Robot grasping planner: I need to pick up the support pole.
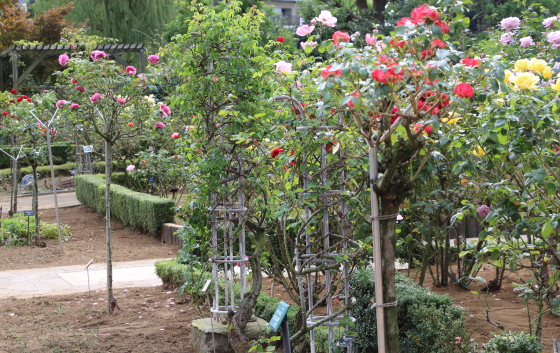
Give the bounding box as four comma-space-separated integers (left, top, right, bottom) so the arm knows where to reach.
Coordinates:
368, 142, 386, 353
11, 49, 18, 91
46, 123, 64, 254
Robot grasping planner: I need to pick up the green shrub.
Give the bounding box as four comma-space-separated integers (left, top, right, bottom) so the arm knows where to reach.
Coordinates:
0, 213, 72, 246
75, 175, 175, 235
314, 326, 345, 353
253, 292, 298, 335
350, 269, 470, 353
154, 259, 212, 297
483, 331, 544, 353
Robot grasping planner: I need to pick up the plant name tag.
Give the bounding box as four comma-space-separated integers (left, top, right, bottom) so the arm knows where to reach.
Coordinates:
268, 301, 290, 332
23, 210, 34, 216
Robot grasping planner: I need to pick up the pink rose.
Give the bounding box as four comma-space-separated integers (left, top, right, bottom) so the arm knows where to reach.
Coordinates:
519, 36, 533, 47
90, 93, 101, 103
70, 77, 78, 84
500, 33, 515, 46
125, 66, 137, 75
313, 10, 337, 27
365, 33, 376, 45
500, 17, 520, 31
160, 103, 171, 117
171, 133, 180, 139
547, 31, 560, 48
90, 50, 108, 61
332, 31, 350, 46
58, 53, 69, 66
542, 16, 558, 29
55, 100, 67, 108
126, 165, 135, 172
75, 85, 86, 93
477, 205, 490, 218
155, 121, 166, 129
147, 54, 160, 64
300, 41, 317, 50
296, 25, 315, 36
274, 60, 292, 73
69, 103, 80, 109
117, 98, 126, 105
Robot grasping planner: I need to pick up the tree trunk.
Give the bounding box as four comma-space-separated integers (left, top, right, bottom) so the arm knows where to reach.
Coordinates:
10, 135, 18, 215
355, 0, 368, 10
105, 138, 114, 314
32, 163, 39, 243
372, 0, 388, 25
379, 196, 400, 352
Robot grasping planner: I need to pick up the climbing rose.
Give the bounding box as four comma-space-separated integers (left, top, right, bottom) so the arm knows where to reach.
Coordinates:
125, 66, 136, 75
159, 103, 171, 116
313, 10, 337, 27
454, 83, 474, 98
274, 60, 292, 73
117, 98, 126, 105
500, 33, 515, 46
55, 100, 67, 108
477, 205, 490, 218
296, 25, 315, 36
171, 133, 180, 139
547, 31, 560, 48
430, 39, 446, 48
332, 31, 350, 46
276, 36, 285, 42
147, 54, 160, 64
321, 65, 342, 78
69, 103, 80, 109
89, 93, 101, 103
461, 58, 480, 67
126, 165, 135, 172
270, 148, 285, 158
90, 50, 108, 61
58, 53, 69, 66
519, 36, 534, 47
155, 121, 166, 129
501, 17, 520, 31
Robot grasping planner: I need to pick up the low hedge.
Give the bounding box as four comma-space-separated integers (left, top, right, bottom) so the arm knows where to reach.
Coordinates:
0, 144, 76, 168
75, 175, 175, 235
350, 269, 469, 353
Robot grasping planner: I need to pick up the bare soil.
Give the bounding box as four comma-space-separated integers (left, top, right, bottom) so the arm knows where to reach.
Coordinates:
0, 205, 558, 352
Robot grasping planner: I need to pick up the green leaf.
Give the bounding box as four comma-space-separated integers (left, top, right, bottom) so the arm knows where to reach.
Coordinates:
436, 49, 449, 59
542, 220, 553, 238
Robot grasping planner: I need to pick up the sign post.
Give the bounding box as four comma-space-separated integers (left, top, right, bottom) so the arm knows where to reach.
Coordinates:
84, 259, 94, 302
24, 210, 34, 245
269, 301, 291, 353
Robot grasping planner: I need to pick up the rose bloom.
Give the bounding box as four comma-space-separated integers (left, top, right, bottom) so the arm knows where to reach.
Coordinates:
90, 50, 108, 61
365, 33, 376, 45
509, 72, 539, 90
546, 31, 560, 48
171, 133, 180, 139
296, 25, 315, 36
90, 93, 101, 103
430, 39, 446, 48
75, 85, 86, 93
477, 205, 490, 218
160, 103, 171, 116
321, 65, 342, 78
551, 78, 560, 92
276, 36, 285, 42
55, 100, 67, 108
528, 58, 549, 74
128, 122, 134, 127
300, 41, 317, 50
125, 66, 137, 75
9, 89, 17, 94
500, 33, 515, 46
461, 58, 480, 67
58, 53, 69, 66
454, 83, 474, 98
396, 17, 415, 27
413, 123, 433, 134
371, 69, 389, 84
155, 121, 166, 129
434, 20, 450, 33
519, 36, 534, 47
274, 60, 292, 73
347, 93, 360, 108
542, 16, 558, 29
332, 31, 350, 46
500, 17, 520, 30
270, 148, 285, 158
69, 103, 80, 109
313, 10, 337, 27
2, 111, 10, 116
513, 58, 530, 72
117, 98, 126, 105
126, 165, 135, 172
147, 54, 160, 64
411, 5, 439, 23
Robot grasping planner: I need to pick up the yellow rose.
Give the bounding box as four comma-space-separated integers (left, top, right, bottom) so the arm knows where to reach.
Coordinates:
509, 72, 539, 90
473, 146, 485, 157
528, 58, 549, 74
504, 70, 513, 83
542, 67, 553, 79
551, 79, 560, 92
513, 59, 530, 72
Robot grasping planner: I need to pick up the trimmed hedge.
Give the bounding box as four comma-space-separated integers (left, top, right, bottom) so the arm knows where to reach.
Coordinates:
75, 175, 175, 235
0, 144, 76, 168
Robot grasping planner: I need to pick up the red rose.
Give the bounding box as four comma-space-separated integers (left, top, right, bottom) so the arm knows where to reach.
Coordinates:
321, 65, 342, 78
454, 83, 474, 98
389, 39, 406, 48
430, 39, 446, 48
396, 17, 416, 26
371, 70, 389, 84
16, 97, 23, 102
347, 93, 360, 107
461, 58, 480, 67
332, 31, 350, 46
9, 90, 17, 94
276, 36, 285, 43
421, 49, 434, 59
391, 107, 400, 124
425, 125, 433, 134
434, 20, 450, 33
2, 112, 9, 116
414, 123, 432, 134
411, 5, 439, 23
270, 148, 285, 158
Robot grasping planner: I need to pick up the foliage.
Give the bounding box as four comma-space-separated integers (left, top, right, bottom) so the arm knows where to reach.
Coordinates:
0, 144, 75, 168
0, 213, 72, 246
75, 175, 175, 234
253, 292, 298, 329
482, 331, 544, 353
349, 269, 471, 353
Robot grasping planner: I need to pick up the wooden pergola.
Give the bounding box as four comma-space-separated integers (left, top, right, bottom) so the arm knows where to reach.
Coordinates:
0, 43, 146, 91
